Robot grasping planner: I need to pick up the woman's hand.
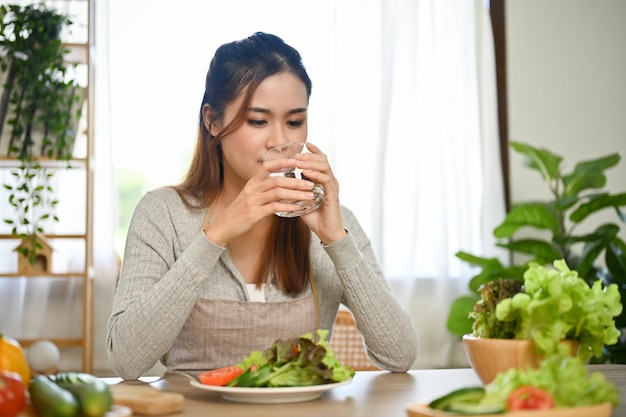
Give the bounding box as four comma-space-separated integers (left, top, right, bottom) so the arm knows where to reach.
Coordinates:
296, 142, 347, 245
202, 157, 317, 247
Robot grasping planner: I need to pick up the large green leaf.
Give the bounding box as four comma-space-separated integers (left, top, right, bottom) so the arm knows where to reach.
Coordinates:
573, 154, 620, 175
553, 195, 581, 211
556, 225, 619, 246
496, 239, 562, 262
576, 224, 620, 277
563, 154, 620, 197
494, 203, 559, 238
606, 239, 626, 329
468, 268, 502, 293
511, 141, 562, 182
618, 206, 626, 223
446, 295, 479, 336
454, 255, 508, 292
606, 238, 626, 286
563, 172, 606, 197
455, 252, 503, 269
454, 253, 526, 293
569, 193, 626, 223
468, 264, 527, 293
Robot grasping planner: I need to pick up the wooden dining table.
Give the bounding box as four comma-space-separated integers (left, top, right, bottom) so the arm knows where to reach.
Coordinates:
105, 364, 626, 417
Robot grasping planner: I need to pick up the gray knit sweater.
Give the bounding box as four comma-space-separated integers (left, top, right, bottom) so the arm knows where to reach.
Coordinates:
106, 187, 417, 379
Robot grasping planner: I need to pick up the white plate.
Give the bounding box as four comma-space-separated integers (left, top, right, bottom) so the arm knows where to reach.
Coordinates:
189, 378, 352, 404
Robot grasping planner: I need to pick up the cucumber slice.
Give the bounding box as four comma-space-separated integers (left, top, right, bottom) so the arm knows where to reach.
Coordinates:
428, 386, 504, 415
429, 386, 485, 410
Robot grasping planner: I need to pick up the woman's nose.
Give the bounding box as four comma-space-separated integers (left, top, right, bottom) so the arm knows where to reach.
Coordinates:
266, 125, 290, 148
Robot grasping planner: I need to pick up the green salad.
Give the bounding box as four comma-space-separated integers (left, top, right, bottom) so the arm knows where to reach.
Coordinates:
228, 330, 355, 387
482, 347, 619, 409
429, 348, 619, 413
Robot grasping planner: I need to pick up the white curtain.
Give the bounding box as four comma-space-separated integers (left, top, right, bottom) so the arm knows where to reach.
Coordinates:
1, 0, 505, 372
332, 0, 506, 367
91, 0, 117, 373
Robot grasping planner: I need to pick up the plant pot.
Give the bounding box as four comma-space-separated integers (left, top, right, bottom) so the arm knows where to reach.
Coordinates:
462, 334, 579, 384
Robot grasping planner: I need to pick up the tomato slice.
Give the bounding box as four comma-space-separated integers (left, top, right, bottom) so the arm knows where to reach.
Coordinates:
507, 386, 555, 410
198, 366, 244, 386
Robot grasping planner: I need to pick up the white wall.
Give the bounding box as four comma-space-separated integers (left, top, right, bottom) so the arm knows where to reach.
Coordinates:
506, 0, 626, 244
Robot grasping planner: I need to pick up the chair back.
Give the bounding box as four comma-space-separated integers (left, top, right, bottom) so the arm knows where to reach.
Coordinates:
329, 309, 381, 371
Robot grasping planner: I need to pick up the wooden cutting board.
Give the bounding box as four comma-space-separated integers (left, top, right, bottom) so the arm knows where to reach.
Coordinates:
110, 383, 185, 415
406, 402, 612, 417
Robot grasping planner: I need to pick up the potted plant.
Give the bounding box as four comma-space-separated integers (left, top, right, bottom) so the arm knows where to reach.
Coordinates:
462, 259, 622, 383
0, 3, 82, 266
447, 141, 626, 363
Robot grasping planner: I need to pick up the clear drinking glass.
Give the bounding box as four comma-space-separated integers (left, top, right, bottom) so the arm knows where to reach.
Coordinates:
262, 142, 325, 218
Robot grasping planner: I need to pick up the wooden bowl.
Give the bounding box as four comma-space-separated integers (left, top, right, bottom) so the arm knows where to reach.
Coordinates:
462, 334, 578, 384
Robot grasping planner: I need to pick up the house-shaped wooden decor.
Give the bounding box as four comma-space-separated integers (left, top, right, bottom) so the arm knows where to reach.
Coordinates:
14, 234, 54, 275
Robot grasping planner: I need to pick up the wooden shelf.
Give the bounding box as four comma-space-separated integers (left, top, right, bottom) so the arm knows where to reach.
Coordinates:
0, 0, 95, 374
0, 234, 87, 239
17, 338, 84, 349
0, 157, 87, 168
0, 273, 88, 279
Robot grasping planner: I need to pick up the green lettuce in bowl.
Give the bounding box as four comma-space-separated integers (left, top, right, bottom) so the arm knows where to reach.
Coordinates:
470, 259, 623, 361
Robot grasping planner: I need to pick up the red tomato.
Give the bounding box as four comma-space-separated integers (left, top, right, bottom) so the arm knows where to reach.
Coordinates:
508, 386, 555, 410
198, 366, 244, 386
0, 371, 26, 417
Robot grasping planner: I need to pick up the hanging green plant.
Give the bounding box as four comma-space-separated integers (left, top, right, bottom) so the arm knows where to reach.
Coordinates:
3, 160, 59, 265
0, 3, 82, 266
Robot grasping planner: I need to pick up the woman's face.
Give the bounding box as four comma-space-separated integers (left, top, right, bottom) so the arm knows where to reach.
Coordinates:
217, 72, 309, 187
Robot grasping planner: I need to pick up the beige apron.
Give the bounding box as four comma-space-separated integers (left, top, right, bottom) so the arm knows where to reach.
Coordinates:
164, 207, 320, 374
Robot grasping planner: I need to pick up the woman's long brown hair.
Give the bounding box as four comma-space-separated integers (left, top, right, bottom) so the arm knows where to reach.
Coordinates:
173, 33, 313, 294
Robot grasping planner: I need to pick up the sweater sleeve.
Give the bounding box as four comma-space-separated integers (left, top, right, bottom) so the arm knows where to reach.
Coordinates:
106, 190, 224, 380
323, 207, 418, 372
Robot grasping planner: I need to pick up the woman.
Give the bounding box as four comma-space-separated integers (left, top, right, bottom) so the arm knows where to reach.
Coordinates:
106, 32, 417, 380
